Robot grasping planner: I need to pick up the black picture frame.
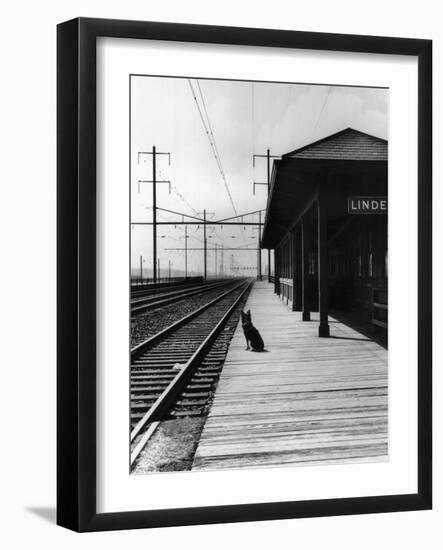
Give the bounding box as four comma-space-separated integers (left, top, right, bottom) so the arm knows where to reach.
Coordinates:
57, 17, 432, 532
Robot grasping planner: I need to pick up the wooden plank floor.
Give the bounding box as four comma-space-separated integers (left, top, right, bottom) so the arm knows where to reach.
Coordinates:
192, 281, 388, 471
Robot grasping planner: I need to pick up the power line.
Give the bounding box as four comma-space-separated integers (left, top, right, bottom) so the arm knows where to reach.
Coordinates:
188, 79, 238, 216
191, 79, 236, 213
192, 80, 247, 248
311, 87, 331, 139
170, 183, 199, 216
157, 167, 199, 216
196, 81, 224, 175
188, 80, 221, 171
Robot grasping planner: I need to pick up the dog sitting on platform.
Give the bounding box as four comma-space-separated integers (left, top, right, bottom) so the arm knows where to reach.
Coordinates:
241, 310, 265, 352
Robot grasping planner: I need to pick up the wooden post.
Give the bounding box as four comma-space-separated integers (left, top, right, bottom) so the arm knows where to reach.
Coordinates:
301, 219, 311, 321
317, 189, 330, 337
258, 210, 262, 281
267, 149, 271, 283
293, 225, 303, 311
274, 248, 278, 294
276, 247, 281, 295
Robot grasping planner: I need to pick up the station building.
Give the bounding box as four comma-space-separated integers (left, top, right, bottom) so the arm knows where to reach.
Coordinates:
261, 128, 388, 339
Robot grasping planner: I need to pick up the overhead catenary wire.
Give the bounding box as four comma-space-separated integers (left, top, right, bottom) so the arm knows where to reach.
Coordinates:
188, 79, 238, 216
196, 81, 225, 178
188, 79, 224, 176
136, 96, 265, 276
190, 79, 237, 214
170, 183, 199, 216
157, 167, 199, 216
310, 86, 332, 139
195, 80, 252, 249
141, 205, 262, 272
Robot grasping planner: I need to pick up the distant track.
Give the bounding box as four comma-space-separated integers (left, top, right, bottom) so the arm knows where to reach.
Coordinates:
130, 279, 236, 314
131, 279, 208, 298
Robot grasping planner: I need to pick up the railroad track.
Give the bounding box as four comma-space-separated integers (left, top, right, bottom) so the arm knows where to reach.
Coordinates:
130, 278, 253, 467
131, 279, 235, 314
131, 279, 209, 299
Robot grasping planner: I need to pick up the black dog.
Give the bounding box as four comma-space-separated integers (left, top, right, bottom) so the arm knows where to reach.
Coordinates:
241, 310, 265, 352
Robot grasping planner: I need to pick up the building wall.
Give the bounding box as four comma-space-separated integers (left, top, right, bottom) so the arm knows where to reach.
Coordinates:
276, 232, 294, 305
274, 212, 387, 332
329, 216, 388, 329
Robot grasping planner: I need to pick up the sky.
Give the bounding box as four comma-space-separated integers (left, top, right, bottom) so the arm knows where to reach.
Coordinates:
130, 76, 388, 277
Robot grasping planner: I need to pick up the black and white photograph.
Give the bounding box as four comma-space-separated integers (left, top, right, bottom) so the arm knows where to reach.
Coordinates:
1, 0, 437, 542
129, 76, 389, 474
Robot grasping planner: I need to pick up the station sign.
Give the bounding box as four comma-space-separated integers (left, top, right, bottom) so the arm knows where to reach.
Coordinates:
347, 196, 387, 214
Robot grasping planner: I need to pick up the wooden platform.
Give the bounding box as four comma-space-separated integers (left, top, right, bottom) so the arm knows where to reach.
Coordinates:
192, 281, 388, 471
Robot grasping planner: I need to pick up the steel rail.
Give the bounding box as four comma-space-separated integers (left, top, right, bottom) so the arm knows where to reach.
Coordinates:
130, 280, 252, 465
130, 279, 234, 314
131, 279, 227, 304
131, 279, 248, 359
131, 278, 217, 298
131, 277, 203, 292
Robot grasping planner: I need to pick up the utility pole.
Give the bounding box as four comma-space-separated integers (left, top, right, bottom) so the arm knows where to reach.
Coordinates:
185, 225, 188, 278
203, 210, 207, 280
133, 207, 262, 282
214, 243, 217, 278
139, 255, 143, 283
138, 147, 171, 282
253, 148, 280, 283
221, 244, 224, 277
152, 146, 157, 282
196, 209, 214, 281
168, 259, 171, 281
165, 245, 256, 280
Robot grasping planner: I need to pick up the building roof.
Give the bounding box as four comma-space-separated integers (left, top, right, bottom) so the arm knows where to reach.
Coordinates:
284, 128, 387, 162
261, 128, 388, 249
